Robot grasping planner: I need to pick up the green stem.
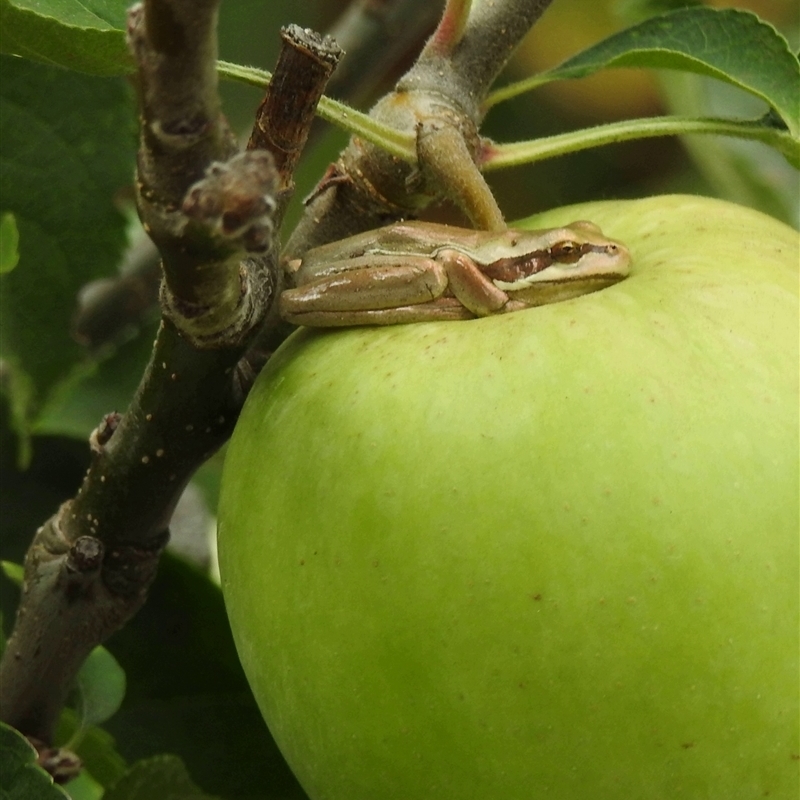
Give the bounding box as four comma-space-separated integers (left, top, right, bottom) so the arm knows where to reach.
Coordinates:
483, 74, 550, 109
217, 61, 416, 160
481, 116, 800, 170
219, 60, 799, 172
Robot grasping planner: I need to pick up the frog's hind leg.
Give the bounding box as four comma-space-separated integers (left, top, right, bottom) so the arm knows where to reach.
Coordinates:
281, 257, 447, 319
285, 298, 474, 327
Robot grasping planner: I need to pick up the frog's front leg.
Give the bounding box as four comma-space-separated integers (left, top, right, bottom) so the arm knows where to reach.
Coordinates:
280, 254, 451, 326
437, 248, 517, 317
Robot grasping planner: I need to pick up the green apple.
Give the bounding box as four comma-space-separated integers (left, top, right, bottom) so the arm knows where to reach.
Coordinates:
217, 195, 799, 799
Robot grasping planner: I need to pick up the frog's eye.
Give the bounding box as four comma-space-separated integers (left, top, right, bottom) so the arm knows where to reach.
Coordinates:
549, 241, 584, 264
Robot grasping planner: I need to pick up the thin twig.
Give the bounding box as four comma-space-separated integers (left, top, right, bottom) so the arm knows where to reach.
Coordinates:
248, 24, 343, 224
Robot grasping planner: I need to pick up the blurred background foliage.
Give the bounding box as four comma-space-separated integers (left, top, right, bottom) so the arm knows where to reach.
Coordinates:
0, 0, 797, 797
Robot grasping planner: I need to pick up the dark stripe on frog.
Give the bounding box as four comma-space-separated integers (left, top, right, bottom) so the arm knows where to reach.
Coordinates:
481, 243, 596, 282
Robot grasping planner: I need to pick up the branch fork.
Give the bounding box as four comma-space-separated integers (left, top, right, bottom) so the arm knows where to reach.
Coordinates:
285, 0, 556, 259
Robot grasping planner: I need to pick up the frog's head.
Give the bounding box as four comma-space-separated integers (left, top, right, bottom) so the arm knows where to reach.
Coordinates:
485, 221, 631, 306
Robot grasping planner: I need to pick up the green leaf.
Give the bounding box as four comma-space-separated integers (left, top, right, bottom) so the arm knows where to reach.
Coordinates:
489, 8, 800, 137
0, 212, 20, 273
107, 553, 246, 703
35, 321, 157, 440
0, 721, 70, 800
0, 0, 133, 76
102, 755, 220, 800
103, 552, 309, 798
658, 69, 798, 225
1, 559, 23, 586
615, 0, 703, 22
75, 645, 127, 728
0, 56, 136, 446
55, 709, 127, 789
109, 694, 309, 800
59, 769, 103, 800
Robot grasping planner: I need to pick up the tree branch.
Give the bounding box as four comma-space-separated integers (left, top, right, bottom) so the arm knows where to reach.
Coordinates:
248, 24, 342, 224
324, 0, 443, 107
401, 0, 553, 118
68, 3, 438, 353
284, 0, 555, 258
0, 0, 338, 746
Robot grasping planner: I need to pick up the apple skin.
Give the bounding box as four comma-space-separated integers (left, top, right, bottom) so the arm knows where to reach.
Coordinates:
217, 195, 799, 799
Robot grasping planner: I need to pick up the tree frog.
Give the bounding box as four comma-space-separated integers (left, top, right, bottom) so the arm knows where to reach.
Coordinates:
280, 220, 630, 326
